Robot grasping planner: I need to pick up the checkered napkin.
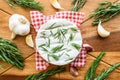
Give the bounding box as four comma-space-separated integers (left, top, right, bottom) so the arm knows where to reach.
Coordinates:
30, 11, 92, 70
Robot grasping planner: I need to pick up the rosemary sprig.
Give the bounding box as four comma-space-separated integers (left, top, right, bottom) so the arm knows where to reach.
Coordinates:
90, 1, 120, 25
94, 63, 120, 80
84, 51, 105, 80
0, 37, 24, 69
71, 43, 81, 51
26, 67, 66, 80
71, 0, 87, 11
6, 0, 44, 10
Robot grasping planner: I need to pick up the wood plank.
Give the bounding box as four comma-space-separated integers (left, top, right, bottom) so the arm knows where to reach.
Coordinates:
59, 53, 120, 80
90, 52, 120, 69
0, 54, 60, 80
81, 13, 120, 51
0, 0, 116, 20
0, 0, 120, 80
80, 0, 116, 20
0, 10, 35, 74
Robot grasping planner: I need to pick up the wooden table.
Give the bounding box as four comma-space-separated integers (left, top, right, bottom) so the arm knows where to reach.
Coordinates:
0, 0, 120, 80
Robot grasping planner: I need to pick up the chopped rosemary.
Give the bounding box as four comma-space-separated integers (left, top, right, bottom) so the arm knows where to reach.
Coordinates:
50, 30, 54, 36
40, 31, 47, 39
38, 44, 46, 47
70, 27, 78, 32
65, 53, 70, 57
40, 46, 48, 52
6, 0, 44, 10
47, 54, 50, 62
46, 23, 56, 30
49, 54, 60, 61
71, 43, 81, 51
66, 49, 72, 52
46, 23, 72, 30
46, 38, 50, 47
69, 33, 74, 41
51, 45, 64, 53
65, 57, 74, 61
53, 28, 67, 43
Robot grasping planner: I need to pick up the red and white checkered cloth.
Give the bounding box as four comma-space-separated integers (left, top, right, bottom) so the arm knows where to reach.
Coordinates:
30, 11, 93, 70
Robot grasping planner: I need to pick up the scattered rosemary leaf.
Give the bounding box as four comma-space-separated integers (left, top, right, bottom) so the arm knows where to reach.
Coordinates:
84, 51, 106, 80
51, 45, 64, 53
94, 63, 120, 80
26, 67, 66, 80
6, 0, 44, 10
71, 43, 81, 51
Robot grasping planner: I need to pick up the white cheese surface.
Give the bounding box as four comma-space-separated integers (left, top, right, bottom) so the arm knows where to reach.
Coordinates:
36, 19, 82, 65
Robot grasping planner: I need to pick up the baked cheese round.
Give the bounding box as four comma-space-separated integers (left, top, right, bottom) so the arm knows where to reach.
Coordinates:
36, 19, 82, 65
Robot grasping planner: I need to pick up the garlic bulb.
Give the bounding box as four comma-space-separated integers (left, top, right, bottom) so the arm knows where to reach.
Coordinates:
9, 14, 30, 39
97, 21, 110, 38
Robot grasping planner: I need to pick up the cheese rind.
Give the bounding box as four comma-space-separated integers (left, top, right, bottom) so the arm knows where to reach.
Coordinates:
36, 19, 82, 65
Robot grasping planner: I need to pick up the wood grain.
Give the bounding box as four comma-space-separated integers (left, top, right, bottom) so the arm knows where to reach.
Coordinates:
0, 0, 120, 80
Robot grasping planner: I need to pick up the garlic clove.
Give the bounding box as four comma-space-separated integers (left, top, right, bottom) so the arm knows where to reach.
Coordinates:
25, 34, 34, 48
50, 0, 64, 10
11, 32, 16, 39
97, 21, 110, 38
69, 67, 79, 77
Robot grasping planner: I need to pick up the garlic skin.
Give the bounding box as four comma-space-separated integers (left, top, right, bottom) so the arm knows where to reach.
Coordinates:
9, 14, 30, 39
97, 21, 110, 38
50, 0, 64, 10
